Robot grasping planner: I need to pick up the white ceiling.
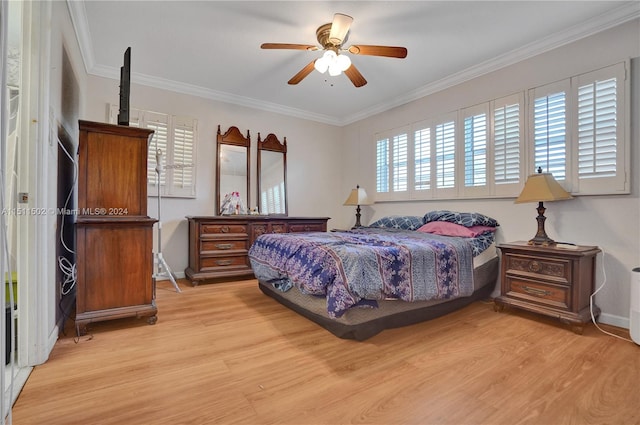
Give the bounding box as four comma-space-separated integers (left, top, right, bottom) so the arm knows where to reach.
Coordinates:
69, 1, 640, 126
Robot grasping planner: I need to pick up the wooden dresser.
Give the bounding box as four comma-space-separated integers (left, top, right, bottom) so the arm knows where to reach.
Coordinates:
185, 216, 329, 284
494, 241, 601, 334
75, 120, 157, 334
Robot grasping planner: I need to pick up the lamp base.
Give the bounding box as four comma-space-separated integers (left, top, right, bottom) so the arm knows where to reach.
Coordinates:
527, 235, 556, 246
527, 201, 556, 246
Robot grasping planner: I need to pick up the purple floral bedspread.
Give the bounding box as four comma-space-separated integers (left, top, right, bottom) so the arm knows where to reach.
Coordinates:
248, 228, 474, 318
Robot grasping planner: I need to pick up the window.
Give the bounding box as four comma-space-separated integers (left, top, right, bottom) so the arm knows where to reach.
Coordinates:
530, 81, 568, 181
376, 137, 389, 193
414, 127, 431, 191
461, 104, 490, 197
375, 129, 409, 200
109, 105, 197, 198
374, 61, 628, 201
435, 119, 455, 191
572, 63, 627, 194
492, 93, 524, 196
392, 133, 408, 192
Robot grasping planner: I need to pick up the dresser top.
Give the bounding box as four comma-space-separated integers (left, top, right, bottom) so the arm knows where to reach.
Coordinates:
186, 215, 330, 221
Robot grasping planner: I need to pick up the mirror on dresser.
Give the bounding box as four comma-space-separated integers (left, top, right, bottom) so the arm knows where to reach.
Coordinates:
216, 125, 250, 214
257, 132, 288, 215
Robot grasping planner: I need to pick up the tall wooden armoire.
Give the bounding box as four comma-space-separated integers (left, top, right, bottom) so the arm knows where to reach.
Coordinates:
75, 120, 157, 335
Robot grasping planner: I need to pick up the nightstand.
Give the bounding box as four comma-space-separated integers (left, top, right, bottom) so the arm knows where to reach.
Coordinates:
494, 241, 601, 334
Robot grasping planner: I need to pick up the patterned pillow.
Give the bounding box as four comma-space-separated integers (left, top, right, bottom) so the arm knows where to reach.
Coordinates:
423, 210, 499, 228
368, 215, 424, 230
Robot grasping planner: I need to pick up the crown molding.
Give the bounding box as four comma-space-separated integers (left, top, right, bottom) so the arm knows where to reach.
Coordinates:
341, 2, 640, 125
66, 0, 94, 74
68, 1, 639, 127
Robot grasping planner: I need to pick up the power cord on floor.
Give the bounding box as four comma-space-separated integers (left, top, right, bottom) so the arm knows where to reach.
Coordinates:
590, 248, 634, 343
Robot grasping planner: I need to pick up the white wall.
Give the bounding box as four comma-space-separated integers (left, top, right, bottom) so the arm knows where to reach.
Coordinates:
341, 19, 640, 327
83, 78, 343, 277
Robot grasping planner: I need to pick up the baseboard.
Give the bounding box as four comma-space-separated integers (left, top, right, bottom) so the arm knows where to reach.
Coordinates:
598, 312, 629, 329
155, 270, 186, 281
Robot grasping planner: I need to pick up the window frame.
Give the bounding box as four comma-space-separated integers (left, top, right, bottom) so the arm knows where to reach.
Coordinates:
373, 61, 629, 202
109, 104, 197, 198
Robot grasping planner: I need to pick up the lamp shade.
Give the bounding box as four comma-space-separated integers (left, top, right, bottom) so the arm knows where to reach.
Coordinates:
515, 172, 572, 204
344, 186, 372, 206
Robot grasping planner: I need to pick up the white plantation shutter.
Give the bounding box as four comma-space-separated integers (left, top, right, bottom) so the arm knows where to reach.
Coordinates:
170, 116, 197, 197
392, 133, 408, 192
493, 93, 524, 196
530, 80, 569, 182
376, 137, 389, 194
108, 104, 197, 198
414, 126, 431, 192
435, 118, 456, 194
461, 103, 489, 198
145, 111, 169, 188
573, 63, 627, 194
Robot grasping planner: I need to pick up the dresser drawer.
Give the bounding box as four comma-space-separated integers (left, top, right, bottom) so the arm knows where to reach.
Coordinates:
201, 239, 248, 253
289, 223, 326, 232
201, 223, 248, 235
505, 277, 569, 310
505, 254, 570, 285
200, 255, 250, 271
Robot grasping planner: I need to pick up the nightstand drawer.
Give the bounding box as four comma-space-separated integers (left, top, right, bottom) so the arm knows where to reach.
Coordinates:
505, 277, 569, 310
505, 254, 570, 285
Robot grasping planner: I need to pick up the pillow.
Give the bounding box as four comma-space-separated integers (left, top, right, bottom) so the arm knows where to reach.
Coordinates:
417, 222, 496, 238
368, 215, 424, 230
423, 210, 499, 228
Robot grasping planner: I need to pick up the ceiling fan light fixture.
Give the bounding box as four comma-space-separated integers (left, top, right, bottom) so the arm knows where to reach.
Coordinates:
336, 54, 351, 71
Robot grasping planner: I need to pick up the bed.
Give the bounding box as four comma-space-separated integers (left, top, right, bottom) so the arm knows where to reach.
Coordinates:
249, 210, 500, 340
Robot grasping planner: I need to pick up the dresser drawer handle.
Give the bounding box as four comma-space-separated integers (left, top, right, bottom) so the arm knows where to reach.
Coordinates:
215, 243, 233, 250
216, 259, 233, 266
528, 261, 542, 273
220, 226, 230, 233
522, 286, 551, 297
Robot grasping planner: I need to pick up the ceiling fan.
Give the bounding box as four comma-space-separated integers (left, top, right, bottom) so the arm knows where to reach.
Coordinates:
261, 13, 408, 88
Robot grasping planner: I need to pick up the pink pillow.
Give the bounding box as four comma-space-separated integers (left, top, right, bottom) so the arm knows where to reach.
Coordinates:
417, 222, 495, 237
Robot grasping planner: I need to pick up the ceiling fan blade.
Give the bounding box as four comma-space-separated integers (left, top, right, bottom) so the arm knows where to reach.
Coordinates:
348, 45, 408, 58
288, 61, 316, 85
344, 64, 367, 88
261, 43, 318, 51
329, 13, 353, 45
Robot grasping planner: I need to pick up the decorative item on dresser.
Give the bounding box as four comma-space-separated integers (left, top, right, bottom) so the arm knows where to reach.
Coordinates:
185, 216, 329, 285
494, 241, 601, 334
75, 120, 158, 335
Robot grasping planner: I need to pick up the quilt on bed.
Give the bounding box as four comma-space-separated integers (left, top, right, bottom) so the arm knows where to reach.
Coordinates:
248, 228, 475, 318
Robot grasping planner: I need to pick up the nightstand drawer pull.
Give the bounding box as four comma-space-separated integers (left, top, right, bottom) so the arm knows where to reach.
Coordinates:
215, 243, 233, 250
216, 259, 233, 266
528, 261, 542, 273
522, 286, 551, 297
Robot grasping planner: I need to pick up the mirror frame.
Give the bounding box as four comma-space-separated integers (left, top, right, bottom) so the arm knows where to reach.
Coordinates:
257, 132, 288, 216
216, 125, 250, 215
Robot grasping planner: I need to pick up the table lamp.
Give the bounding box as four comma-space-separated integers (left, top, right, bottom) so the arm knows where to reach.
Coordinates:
515, 167, 572, 246
344, 185, 372, 228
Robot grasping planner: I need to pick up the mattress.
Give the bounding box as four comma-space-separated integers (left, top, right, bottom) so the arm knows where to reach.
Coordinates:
258, 255, 499, 341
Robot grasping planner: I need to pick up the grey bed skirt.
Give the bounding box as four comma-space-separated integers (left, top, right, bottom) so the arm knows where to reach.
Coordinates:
257, 256, 499, 341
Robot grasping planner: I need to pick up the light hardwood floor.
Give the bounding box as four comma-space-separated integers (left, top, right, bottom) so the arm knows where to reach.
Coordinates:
10, 279, 640, 425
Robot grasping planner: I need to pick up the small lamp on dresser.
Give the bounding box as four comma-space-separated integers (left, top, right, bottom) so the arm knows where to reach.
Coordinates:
515, 167, 572, 246
344, 185, 372, 228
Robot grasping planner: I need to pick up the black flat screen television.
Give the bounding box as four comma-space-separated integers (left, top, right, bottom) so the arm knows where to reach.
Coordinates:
117, 47, 131, 126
